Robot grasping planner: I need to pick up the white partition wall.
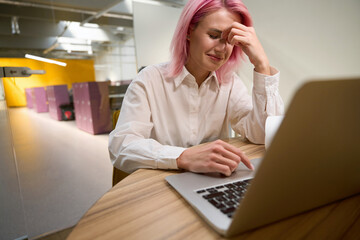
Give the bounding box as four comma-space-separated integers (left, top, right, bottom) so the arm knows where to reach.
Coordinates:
133, 1, 182, 69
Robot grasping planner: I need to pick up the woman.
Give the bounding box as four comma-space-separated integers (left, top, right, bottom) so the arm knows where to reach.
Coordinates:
109, 0, 284, 177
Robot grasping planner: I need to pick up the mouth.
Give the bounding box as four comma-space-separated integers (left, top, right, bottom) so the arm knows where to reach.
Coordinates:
207, 54, 224, 62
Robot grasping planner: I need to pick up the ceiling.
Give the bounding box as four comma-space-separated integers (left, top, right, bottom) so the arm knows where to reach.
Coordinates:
0, 0, 185, 59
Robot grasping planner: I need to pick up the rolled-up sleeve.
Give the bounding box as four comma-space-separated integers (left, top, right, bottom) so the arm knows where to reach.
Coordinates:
230, 67, 284, 144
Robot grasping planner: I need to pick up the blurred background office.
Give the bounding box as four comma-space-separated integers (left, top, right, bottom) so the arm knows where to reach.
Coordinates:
0, 0, 359, 239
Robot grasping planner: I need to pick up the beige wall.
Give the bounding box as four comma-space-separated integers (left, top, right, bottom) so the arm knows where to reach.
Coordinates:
241, 0, 360, 106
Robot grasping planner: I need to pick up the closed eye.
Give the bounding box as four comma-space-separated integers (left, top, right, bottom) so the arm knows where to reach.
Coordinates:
209, 33, 220, 39
208, 29, 222, 40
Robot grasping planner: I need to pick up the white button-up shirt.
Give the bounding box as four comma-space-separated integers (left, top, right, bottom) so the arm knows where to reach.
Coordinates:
109, 62, 284, 173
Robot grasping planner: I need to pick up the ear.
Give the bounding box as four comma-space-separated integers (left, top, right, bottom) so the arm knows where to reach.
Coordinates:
186, 27, 193, 40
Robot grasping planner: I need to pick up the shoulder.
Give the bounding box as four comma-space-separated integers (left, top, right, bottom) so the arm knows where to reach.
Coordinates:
128, 62, 170, 92
229, 72, 247, 87
219, 72, 238, 89
219, 72, 249, 95
136, 62, 169, 83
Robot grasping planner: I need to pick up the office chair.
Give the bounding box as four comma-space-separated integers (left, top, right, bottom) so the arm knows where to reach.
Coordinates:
112, 110, 129, 186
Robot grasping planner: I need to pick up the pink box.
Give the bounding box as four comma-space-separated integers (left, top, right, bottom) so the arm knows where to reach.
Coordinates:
46, 85, 70, 121
25, 88, 33, 108
72, 82, 112, 134
31, 87, 48, 113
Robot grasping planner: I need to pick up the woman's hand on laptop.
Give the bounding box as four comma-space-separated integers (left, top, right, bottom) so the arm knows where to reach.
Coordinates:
176, 139, 254, 176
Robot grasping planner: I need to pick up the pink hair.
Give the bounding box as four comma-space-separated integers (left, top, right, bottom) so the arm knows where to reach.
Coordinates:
169, 0, 253, 84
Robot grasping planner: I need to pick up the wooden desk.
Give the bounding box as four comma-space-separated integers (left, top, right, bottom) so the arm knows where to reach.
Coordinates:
67, 138, 360, 239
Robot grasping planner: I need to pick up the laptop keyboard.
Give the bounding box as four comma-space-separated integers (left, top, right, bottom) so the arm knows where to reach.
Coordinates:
195, 179, 252, 218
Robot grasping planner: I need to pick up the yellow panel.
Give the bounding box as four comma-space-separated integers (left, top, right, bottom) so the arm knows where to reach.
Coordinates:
0, 58, 95, 107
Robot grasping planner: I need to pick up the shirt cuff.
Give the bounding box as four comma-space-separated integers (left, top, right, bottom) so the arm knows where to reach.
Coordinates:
253, 66, 280, 94
157, 145, 186, 170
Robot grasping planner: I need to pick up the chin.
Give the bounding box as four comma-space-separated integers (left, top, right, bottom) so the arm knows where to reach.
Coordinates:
210, 64, 223, 72
207, 62, 224, 72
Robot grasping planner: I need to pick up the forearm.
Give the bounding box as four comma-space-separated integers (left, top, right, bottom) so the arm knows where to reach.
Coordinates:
232, 67, 284, 143
109, 132, 185, 173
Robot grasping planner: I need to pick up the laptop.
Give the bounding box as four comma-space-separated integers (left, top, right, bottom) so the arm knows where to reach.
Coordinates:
165, 78, 360, 237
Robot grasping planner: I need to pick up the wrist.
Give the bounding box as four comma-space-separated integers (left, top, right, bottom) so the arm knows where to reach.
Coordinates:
176, 151, 185, 169
254, 61, 270, 75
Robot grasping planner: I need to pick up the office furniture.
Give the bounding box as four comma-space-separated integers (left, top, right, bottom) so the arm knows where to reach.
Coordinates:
112, 159, 129, 186
46, 85, 70, 121
108, 80, 131, 111
72, 81, 112, 135
111, 109, 129, 186
25, 88, 33, 108
67, 138, 360, 239
109, 80, 131, 186
31, 87, 48, 113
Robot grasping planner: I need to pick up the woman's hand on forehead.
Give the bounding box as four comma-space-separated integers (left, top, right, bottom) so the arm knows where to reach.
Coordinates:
221, 27, 231, 43
225, 22, 270, 75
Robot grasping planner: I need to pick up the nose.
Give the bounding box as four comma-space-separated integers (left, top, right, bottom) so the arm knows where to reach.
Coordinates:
215, 38, 227, 52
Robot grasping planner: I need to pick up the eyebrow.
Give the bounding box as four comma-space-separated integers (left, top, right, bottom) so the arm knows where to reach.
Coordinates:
208, 28, 222, 34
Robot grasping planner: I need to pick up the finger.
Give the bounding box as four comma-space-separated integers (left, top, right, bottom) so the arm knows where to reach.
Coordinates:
211, 140, 253, 170
221, 27, 231, 42
212, 154, 239, 172
231, 147, 253, 170
227, 28, 246, 44
220, 141, 244, 157
228, 22, 249, 37
240, 153, 253, 170
208, 141, 240, 171
229, 35, 249, 46
231, 22, 248, 31
208, 161, 232, 176
219, 148, 241, 164
221, 142, 254, 170
212, 142, 241, 164
228, 27, 247, 38
222, 21, 247, 41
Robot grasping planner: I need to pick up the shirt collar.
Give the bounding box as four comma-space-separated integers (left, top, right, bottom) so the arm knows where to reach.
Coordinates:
174, 66, 220, 89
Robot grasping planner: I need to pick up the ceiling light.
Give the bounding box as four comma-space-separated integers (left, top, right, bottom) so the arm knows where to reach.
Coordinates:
61, 44, 92, 52
11, 16, 20, 35
82, 23, 100, 28
58, 37, 89, 45
25, 54, 67, 67
134, 0, 184, 8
